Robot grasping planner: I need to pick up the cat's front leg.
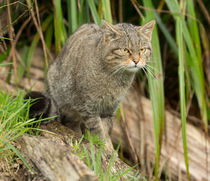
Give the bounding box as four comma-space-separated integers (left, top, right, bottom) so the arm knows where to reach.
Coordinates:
101, 116, 114, 135
82, 116, 114, 150
59, 104, 83, 135
101, 116, 115, 150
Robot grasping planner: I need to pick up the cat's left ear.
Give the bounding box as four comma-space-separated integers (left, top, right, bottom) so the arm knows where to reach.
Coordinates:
102, 20, 122, 41
102, 20, 121, 35
137, 20, 156, 40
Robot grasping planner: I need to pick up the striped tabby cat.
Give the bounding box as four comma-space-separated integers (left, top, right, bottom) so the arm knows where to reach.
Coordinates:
28, 20, 155, 148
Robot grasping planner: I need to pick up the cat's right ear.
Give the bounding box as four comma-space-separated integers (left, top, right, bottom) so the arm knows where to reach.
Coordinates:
137, 20, 156, 40
102, 20, 121, 41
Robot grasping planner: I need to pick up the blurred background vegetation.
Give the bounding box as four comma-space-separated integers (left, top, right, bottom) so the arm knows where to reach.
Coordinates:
0, 0, 209, 180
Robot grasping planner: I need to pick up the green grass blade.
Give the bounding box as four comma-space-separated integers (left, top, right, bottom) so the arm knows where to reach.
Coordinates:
90, 141, 97, 173
186, 0, 201, 60
154, 12, 178, 57
0, 36, 12, 40
142, 1, 165, 180
54, 0, 67, 43
101, 0, 112, 23
5, 143, 33, 171
17, 46, 28, 83
176, 16, 190, 180
0, 102, 27, 133
67, 0, 78, 34
45, 23, 53, 50
82, 145, 92, 168
26, 14, 53, 77
0, 48, 10, 63
78, 0, 86, 25
54, 0, 67, 54
165, 0, 207, 131
87, 0, 101, 25
0, 62, 12, 66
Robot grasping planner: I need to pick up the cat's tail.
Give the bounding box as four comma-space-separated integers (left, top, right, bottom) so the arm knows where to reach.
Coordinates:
24, 91, 58, 122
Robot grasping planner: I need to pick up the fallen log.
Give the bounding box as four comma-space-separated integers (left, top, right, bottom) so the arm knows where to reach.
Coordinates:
112, 89, 210, 181
17, 121, 142, 181
17, 134, 97, 181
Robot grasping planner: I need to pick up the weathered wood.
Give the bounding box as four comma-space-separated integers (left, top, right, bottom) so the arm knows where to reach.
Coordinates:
40, 121, 141, 180
18, 134, 98, 181
17, 121, 141, 181
112, 89, 210, 181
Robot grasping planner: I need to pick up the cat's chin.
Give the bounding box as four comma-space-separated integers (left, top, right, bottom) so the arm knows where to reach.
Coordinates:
126, 67, 140, 73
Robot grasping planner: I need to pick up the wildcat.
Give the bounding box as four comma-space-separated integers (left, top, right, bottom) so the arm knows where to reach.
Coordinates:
26, 20, 155, 148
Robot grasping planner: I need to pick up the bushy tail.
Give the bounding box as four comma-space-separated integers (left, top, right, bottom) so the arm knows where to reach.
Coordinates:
24, 91, 51, 120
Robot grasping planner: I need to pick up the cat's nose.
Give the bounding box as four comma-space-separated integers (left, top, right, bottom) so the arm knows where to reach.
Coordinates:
132, 59, 139, 64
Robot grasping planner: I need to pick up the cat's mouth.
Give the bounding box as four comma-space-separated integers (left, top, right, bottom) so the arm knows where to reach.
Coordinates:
126, 61, 146, 72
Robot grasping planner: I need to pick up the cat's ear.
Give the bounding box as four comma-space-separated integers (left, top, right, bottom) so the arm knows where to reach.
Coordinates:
102, 20, 121, 35
137, 20, 156, 40
102, 20, 121, 41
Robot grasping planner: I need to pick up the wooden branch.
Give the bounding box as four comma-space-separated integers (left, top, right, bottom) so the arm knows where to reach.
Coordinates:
7, 0, 17, 77
111, 89, 210, 181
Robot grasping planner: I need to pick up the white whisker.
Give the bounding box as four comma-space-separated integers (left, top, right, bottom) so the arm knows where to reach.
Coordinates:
142, 67, 149, 79
145, 64, 158, 72
144, 66, 156, 78
111, 65, 124, 76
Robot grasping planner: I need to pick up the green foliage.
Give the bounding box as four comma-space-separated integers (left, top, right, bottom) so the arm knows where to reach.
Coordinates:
70, 133, 143, 181
0, 90, 52, 170
54, 0, 67, 54
26, 14, 53, 78
0, 91, 35, 169
175, 15, 190, 180
142, 1, 165, 180
165, 0, 208, 179
166, 0, 208, 131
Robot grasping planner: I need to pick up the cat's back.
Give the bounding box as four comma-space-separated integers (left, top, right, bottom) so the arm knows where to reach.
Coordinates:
63, 23, 101, 54
47, 23, 103, 102
47, 24, 101, 79
48, 23, 102, 72
69, 23, 101, 41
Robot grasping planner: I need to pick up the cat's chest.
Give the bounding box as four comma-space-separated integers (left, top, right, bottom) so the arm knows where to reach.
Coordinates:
93, 86, 127, 115
86, 71, 134, 114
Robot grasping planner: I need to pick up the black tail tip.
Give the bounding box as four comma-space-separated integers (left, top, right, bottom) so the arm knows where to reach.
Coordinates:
24, 91, 51, 119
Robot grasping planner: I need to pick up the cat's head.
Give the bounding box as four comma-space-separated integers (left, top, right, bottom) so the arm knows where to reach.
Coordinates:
101, 20, 155, 73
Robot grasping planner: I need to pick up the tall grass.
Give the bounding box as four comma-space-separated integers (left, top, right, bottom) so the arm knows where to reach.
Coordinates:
176, 13, 190, 180
70, 133, 143, 181
0, 91, 38, 170
165, 0, 208, 179
165, 0, 208, 131
142, 1, 165, 180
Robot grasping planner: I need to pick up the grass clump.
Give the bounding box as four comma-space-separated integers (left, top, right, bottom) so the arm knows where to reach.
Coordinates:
70, 133, 144, 181
0, 90, 46, 171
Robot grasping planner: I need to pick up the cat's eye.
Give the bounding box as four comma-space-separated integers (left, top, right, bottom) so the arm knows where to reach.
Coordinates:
140, 48, 146, 53
121, 48, 130, 54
